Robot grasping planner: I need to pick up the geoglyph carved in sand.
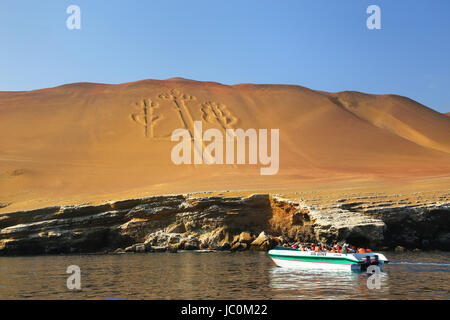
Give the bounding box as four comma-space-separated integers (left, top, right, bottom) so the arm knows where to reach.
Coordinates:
130, 90, 254, 168
131, 90, 241, 139
130, 98, 160, 138
201, 101, 238, 131
158, 89, 197, 139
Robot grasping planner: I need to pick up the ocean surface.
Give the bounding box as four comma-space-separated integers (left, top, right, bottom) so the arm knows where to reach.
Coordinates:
0, 251, 449, 300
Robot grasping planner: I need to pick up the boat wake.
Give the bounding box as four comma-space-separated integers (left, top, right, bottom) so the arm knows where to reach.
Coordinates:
389, 261, 450, 267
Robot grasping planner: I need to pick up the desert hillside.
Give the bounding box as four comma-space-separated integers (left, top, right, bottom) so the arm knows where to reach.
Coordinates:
1, 78, 449, 212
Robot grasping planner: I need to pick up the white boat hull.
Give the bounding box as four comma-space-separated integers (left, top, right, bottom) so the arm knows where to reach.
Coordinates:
270, 256, 362, 271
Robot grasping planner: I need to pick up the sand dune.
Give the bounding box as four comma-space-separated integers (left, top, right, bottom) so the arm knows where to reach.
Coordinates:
0, 78, 449, 211
328, 92, 450, 153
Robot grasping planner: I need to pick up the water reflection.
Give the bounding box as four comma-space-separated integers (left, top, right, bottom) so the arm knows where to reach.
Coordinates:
269, 267, 390, 299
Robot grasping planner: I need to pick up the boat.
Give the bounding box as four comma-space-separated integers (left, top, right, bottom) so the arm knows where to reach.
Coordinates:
268, 246, 389, 271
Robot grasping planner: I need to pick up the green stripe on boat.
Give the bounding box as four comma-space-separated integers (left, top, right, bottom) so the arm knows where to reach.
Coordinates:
268, 253, 363, 265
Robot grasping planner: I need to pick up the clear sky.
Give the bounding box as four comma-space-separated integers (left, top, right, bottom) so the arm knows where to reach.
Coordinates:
1, 0, 450, 113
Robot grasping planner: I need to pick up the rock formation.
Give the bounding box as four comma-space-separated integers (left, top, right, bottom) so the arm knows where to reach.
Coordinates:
0, 192, 448, 255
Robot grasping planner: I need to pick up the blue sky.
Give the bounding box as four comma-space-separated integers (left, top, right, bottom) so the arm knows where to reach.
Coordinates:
1, 0, 450, 113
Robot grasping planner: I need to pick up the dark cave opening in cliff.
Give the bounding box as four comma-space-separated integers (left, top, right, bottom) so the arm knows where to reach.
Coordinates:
345, 235, 371, 248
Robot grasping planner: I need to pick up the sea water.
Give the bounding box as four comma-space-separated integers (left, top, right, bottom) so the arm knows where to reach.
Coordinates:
0, 251, 448, 300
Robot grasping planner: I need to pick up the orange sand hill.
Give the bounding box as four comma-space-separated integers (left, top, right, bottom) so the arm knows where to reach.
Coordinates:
1, 78, 449, 212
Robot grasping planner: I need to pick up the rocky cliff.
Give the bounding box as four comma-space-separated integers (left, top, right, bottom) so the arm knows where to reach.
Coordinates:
0, 193, 448, 255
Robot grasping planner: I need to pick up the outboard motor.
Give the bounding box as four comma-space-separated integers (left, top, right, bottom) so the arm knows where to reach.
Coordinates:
363, 255, 372, 270
373, 254, 379, 266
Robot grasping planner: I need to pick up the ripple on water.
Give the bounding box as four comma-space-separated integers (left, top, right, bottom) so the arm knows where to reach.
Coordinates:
0, 251, 448, 299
